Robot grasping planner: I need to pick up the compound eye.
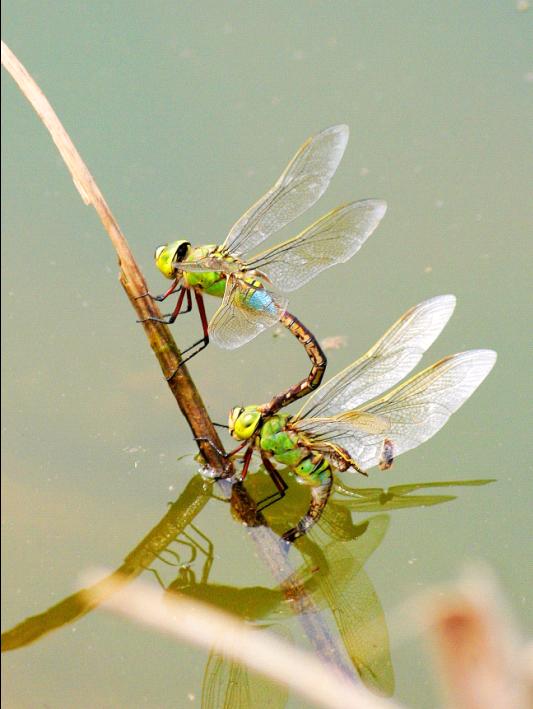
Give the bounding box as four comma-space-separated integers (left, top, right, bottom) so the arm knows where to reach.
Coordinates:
242, 413, 255, 428
175, 242, 190, 262
154, 245, 166, 260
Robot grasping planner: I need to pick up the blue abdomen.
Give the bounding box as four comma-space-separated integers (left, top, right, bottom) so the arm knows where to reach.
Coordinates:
246, 288, 276, 314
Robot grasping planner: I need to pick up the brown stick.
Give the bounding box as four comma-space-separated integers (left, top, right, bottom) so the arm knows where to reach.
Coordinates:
1, 40, 229, 476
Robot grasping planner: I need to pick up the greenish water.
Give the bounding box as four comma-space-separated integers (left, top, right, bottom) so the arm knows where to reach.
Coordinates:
2, 2, 531, 707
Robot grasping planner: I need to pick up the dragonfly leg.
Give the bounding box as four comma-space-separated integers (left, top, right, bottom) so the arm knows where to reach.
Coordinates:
230, 445, 252, 481
166, 293, 210, 378
194, 437, 248, 460
261, 311, 327, 415
256, 452, 288, 512
194, 438, 248, 482
138, 286, 188, 324
135, 278, 181, 302
282, 473, 333, 543
152, 290, 193, 319
194, 436, 225, 458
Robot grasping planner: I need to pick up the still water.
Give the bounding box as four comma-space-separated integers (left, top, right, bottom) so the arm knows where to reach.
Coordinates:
2, 2, 532, 707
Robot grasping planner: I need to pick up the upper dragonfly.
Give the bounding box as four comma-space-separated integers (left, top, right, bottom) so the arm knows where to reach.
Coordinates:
140, 125, 387, 412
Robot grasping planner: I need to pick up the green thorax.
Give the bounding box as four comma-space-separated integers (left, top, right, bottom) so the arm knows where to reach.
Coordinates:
182, 245, 240, 298
259, 415, 304, 467
259, 414, 331, 486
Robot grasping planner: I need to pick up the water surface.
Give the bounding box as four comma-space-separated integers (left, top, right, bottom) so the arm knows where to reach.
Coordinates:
2, 2, 532, 707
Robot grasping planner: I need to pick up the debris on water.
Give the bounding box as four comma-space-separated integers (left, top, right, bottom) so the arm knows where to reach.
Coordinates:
320, 335, 348, 351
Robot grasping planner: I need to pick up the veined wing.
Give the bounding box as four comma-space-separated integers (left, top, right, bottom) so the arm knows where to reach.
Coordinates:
201, 630, 290, 709
292, 411, 389, 440
295, 295, 457, 421
176, 258, 230, 274
202, 651, 252, 709
176, 255, 241, 275
333, 349, 497, 471
244, 200, 387, 293
291, 412, 388, 471
222, 125, 349, 257
208, 274, 288, 350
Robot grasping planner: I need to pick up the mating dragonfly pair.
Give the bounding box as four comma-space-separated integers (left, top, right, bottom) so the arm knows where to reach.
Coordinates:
140, 125, 496, 542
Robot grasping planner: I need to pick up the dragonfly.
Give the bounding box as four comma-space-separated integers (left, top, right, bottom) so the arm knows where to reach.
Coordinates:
140, 124, 387, 412
227, 295, 497, 542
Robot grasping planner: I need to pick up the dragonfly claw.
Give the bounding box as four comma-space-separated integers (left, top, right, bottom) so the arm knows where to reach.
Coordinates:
137, 315, 173, 324
135, 291, 172, 302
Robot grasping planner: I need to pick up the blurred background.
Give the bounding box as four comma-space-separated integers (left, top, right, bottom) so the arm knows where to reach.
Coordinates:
2, 1, 532, 707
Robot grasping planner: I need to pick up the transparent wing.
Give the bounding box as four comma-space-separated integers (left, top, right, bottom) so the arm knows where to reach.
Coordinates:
208, 274, 288, 350
244, 200, 387, 292
292, 411, 389, 440
176, 256, 237, 274
335, 349, 497, 471
201, 629, 291, 709
202, 651, 252, 709
295, 295, 457, 420
222, 125, 349, 257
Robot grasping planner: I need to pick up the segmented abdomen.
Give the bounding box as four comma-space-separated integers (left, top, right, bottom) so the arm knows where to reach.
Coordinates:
239, 283, 277, 314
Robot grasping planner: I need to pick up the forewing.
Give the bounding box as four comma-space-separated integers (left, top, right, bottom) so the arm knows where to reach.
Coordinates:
222, 125, 349, 257
208, 274, 288, 350
296, 295, 457, 420
337, 349, 496, 471
201, 651, 251, 709
177, 256, 236, 274
245, 200, 387, 292
292, 412, 389, 442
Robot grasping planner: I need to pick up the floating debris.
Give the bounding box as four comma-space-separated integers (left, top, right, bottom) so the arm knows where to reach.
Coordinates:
320, 335, 348, 350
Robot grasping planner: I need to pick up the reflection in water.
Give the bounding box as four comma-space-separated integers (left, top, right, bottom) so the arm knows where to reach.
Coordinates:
201, 627, 291, 709
1, 475, 213, 651
1, 468, 493, 705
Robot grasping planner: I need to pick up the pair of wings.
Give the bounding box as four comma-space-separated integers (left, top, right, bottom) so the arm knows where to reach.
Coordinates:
289, 295, 496, 471
181, 125, 387, 348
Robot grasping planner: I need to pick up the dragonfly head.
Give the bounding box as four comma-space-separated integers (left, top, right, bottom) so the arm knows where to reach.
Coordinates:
228, 405, 262, 441
154, 240, 191, 279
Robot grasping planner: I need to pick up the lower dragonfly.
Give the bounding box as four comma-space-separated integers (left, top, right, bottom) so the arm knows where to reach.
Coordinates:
226, 295, 496, 542
139, 124, 386, 412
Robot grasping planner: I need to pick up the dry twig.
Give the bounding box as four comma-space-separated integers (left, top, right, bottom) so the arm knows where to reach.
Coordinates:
1, 39, 228, 475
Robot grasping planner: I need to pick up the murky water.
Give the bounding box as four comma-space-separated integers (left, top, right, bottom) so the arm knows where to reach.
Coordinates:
2, 2, 532, 707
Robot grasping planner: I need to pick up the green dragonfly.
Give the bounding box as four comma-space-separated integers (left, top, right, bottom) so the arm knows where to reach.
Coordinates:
140, 125, 386, 411
227, 295, 497, 542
